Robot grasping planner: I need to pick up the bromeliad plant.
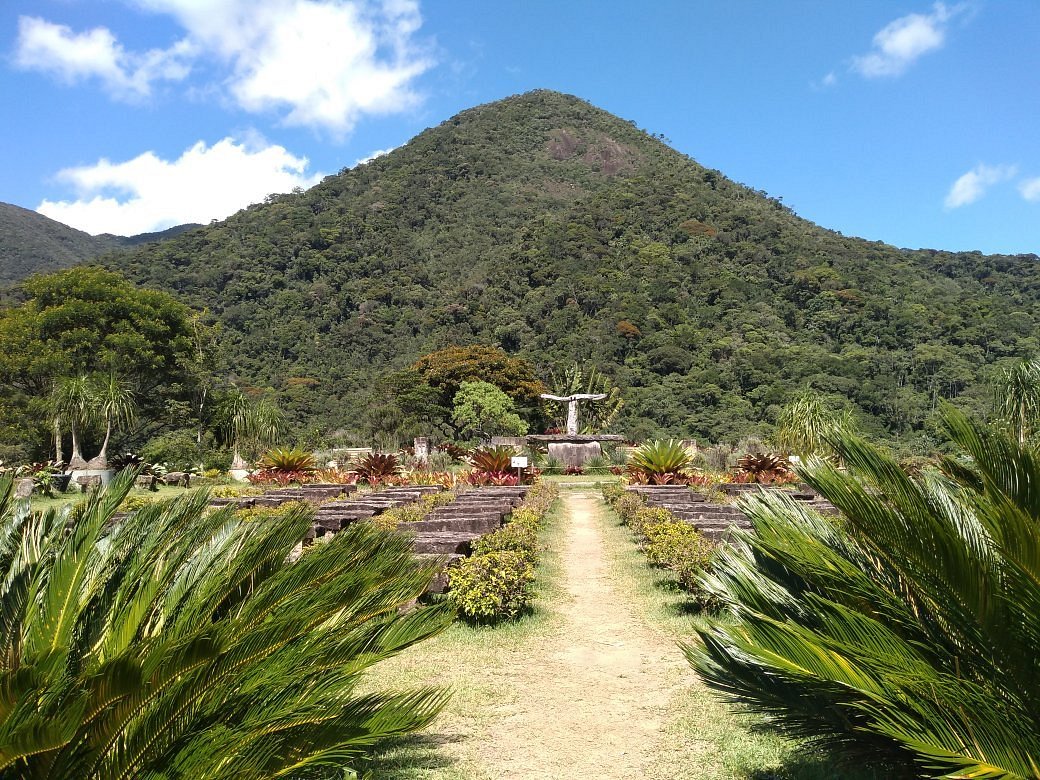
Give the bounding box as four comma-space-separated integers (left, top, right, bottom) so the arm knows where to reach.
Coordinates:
688, 408, 1040, 779
466, 445, 522, 486
627, 439, 694, 484
249, 447, 318, 485
0, 471, 452, 778
732, 452, 797, 485
351, 452, 402, 485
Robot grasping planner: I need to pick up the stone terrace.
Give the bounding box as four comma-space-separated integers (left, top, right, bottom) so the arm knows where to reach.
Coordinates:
210, 483, 531, 592
626, 483, 838, 540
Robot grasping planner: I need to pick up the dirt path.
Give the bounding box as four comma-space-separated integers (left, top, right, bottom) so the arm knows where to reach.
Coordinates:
470, 490, 694, 779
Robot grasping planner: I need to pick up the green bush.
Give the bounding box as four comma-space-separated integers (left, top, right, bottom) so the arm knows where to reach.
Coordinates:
611, 492, 645, 525
473, 522, 539, 563
210, 484, 264, 498
628, 506, 673, 538
600, 482, 626, 505
140, 429, 203, 471
642, 519, 715, 590
448, 551, 534, 622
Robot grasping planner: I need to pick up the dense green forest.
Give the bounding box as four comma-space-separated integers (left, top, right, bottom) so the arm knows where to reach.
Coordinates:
8, 90, 1040, 452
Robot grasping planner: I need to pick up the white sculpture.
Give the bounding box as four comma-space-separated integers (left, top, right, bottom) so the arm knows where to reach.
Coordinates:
539, 393, 607, 436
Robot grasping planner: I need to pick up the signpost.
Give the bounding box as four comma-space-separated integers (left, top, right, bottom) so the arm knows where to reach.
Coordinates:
511, 455, 528, 483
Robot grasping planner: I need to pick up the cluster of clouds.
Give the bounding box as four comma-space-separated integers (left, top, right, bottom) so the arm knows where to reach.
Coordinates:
14, 0, 429, 235
944, 165, 1040, 210
819, 2, 967, 88
37, 137, 325, 236
15, 0, 431, 134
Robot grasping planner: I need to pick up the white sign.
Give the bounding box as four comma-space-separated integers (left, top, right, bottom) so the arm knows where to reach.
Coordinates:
510, 456, 529, 469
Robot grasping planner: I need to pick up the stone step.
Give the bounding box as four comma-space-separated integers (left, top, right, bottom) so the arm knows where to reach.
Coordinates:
417, 553, 465, 593
406, 516, 503, 534
409, 532, 482, 555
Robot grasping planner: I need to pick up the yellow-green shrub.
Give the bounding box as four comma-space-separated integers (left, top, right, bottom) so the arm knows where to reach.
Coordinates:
448, 551, 534, 622
611, 493, 645, 525
629, 506, 673, 538
473, 523, 539, 563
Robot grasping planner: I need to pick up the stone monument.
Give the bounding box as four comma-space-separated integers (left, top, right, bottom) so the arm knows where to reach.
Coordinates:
528, 393, 623, 468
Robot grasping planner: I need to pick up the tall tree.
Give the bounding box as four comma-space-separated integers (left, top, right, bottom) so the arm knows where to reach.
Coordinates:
52, 375, 94, 470
994, 358, 1040, 444
86, 373, 137, 468
773, 391, 853, 459
451, 381, 528, 441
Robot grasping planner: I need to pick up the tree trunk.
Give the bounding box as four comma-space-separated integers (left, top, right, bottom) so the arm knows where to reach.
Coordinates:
68, 424, 88, 470
53, 417, 63, 464
231, 447, 248, 470
92, 418, 113, 468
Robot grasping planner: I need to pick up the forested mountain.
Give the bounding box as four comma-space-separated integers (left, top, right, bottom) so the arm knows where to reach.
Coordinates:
0, 203, 119, 284
0, 202, 200, 285
97, 90, 1038, 449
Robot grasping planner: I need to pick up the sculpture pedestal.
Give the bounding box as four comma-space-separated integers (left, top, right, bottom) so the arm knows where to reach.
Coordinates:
547, 440, 601, 469
528, 434, 624, 470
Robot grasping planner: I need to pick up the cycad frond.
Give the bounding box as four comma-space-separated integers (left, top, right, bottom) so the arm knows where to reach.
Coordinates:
0, 475, 451, 778
688, 407, 1040, 778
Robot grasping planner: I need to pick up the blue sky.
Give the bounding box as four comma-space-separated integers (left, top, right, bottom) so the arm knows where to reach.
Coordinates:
1, 1, 1038, 255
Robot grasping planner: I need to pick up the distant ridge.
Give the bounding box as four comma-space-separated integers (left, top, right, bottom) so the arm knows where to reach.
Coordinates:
0, 202, 199, 285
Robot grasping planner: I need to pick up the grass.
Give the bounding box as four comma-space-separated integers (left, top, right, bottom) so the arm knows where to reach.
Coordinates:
542, 473, 621, 483
29, 483, 192, 513
594, 492, 888, 780
362, 499, 569, 779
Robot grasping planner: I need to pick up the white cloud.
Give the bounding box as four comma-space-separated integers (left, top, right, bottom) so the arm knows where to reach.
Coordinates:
1019, 177, 1040, 202
16, 1, 433, 131
14, 16, 193, 100
37, 137, 323, 235
353, 147, 396, 166
944, 163, 1016, 209
852, 2, 965, 78
822, 71, 837, 87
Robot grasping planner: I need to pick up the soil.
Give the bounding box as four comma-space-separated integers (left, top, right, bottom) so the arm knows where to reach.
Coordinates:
453, 491, 695, 779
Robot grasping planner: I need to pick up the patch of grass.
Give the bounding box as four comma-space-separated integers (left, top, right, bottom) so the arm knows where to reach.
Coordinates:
363, 498, 567, 779
542, 473, 621, 484
594, 496, 887, 780
28, 483, 191, 514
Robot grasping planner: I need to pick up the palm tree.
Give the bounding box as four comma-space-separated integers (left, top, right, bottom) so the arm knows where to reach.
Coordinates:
772, 390, 852, 459
53, 375, 94, 470
219, 389, 286, 469
994, 357, 1040, 444
0, 470, 451, 777
87, 373, 136, 469
688, 408, 1040, 777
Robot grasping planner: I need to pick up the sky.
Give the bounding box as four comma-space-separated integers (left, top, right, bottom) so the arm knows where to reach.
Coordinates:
1, 1, 1038, 255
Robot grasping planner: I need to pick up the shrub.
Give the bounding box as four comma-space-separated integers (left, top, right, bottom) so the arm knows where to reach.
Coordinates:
628, 506, 673, 538
0, 471, 451, 777
627, 439, 693, 484
611, 492, 645, 525
688, 409, 1040, 777
600, 482, 626, 505
473, 523, 539, 563
642, 519, 714, 581
448, 551, 534, 622
211, 484, 264, 499
140, 428, 202, 472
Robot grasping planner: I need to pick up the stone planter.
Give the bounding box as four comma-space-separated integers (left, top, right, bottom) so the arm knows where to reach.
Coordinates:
70, 468, 116, 486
